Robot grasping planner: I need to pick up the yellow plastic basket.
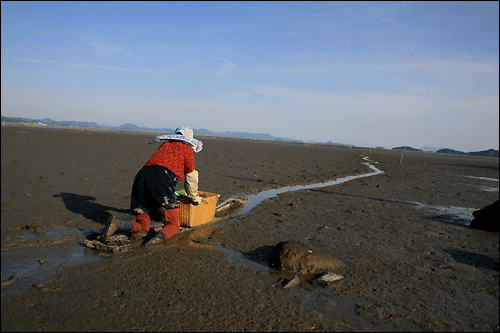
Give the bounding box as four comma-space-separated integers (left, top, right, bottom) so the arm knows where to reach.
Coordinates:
177, 191, 220, 227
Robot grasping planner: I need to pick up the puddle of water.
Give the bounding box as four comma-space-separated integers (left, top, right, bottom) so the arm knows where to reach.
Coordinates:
1, 221, 173, 294
4, 225, 93, 249
411, 202, 476, 227
215, 245, 269, 274
456, 175, 499, 192
1, 243, 101, 294
463, 175, 499, 182
1, 226, 108, 295
478, 186, 499, 192
1, 244, 102, 296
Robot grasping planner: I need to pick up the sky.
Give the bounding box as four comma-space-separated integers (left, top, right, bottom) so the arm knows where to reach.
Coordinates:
1, 1, 499, 152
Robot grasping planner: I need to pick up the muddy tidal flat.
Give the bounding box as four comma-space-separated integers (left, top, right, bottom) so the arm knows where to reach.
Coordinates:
1, 124, 499, 332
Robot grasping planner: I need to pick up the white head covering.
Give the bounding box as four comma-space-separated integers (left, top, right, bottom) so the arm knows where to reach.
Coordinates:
154, 126, 203, 153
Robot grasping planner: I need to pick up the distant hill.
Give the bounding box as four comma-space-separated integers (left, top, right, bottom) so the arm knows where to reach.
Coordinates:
421, 146, 445, 152
1, 116, 103, 129
1, 115, 292, 143
436, 148, 467, 155
436, 148, 499, 158
118, 123, 141, 131
467, 149, 499, 158
392, 146, 422, 152
390, 145, 498, 158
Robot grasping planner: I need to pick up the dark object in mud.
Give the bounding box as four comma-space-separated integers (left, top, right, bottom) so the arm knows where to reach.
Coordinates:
470, 200, 499, 232
269, 241, 343, 275
1, 275, 18, 288
20, 225, 40, 231
83, 235, 133, 253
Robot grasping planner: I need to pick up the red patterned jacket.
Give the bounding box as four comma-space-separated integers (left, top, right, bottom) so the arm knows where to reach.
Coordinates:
144, 141, 194, 180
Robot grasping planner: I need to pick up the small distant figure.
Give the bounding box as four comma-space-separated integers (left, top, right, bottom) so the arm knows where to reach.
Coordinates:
85, 128, 88, 132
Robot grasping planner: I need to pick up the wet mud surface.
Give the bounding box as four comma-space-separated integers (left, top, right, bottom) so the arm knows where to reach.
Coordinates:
1, 125, 499, 332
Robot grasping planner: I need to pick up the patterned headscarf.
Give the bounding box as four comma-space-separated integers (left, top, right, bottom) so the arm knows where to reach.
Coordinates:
154, 126, 203, 153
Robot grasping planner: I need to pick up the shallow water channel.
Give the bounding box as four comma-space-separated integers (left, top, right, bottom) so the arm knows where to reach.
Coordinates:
230, 156, 384, 220
0, 156, 479, 295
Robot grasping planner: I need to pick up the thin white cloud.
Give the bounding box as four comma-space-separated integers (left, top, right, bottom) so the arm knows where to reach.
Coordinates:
215, 91, 251, 97
4, 58, 208, 77
209, 56, 236, 78
88, 41, 146, 60
240, 84, 324, 100
179, 57, 201, 69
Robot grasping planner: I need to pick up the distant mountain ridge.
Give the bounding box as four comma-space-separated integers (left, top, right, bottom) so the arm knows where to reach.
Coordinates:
435, 148, 499, 158
392, 146, 423, 152
1, 116, 316, 144
421, 146, 446, 152
392, 146, 498, 158
2, 116, 497, 157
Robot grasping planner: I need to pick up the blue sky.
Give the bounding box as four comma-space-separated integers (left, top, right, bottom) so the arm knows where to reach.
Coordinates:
1, 1, 498, 152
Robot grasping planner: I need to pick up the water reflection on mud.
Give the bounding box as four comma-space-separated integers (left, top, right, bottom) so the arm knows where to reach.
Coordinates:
215, 245, 270, 274
1, 226, 103, 295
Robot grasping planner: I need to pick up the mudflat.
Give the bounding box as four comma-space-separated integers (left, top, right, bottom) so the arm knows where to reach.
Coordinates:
1, 125, 499, 332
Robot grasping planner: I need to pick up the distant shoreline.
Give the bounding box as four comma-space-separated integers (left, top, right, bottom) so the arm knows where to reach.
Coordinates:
1, 121, 360, 148
2, 121, 497, 159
